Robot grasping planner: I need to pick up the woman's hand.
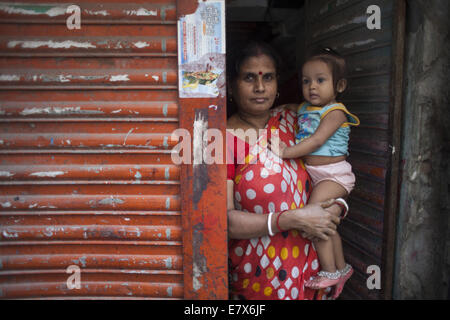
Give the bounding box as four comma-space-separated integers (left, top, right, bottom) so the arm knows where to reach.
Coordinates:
282, 199, 340, 241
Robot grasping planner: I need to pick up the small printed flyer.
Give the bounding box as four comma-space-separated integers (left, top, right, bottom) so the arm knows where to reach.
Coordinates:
178, 0, 226, 98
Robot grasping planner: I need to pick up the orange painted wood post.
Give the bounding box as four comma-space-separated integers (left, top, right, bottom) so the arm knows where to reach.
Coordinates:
177, 0, 229, 299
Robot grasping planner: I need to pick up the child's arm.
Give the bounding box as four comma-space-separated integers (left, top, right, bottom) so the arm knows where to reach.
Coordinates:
280, 109, 347, 159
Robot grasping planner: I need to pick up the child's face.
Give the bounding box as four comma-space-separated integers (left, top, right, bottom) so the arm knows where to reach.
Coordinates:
302, 60, 336, 107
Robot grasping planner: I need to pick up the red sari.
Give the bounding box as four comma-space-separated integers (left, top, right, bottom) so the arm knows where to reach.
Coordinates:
227, 106, 330, 300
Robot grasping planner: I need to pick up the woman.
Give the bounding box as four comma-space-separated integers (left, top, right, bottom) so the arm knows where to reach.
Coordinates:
226, 41, 343, 300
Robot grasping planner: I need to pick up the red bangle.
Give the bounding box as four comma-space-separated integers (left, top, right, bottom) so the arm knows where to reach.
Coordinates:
276, 210, 288, 232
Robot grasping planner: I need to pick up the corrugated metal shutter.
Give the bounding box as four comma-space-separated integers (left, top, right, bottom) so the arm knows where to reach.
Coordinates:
304, 0, 405, 299
0, 0, 184, 299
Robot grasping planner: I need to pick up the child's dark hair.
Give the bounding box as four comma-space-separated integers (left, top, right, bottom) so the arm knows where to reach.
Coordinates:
304, 47, 347, 98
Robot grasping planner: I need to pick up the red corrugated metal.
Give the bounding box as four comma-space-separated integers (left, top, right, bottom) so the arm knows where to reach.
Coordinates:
0, 0, 184, 299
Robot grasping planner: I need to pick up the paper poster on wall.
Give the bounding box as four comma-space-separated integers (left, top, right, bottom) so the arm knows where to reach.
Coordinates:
178, 0, 226, 98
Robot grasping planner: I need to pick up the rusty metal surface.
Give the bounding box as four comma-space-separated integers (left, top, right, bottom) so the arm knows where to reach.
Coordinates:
179, 104, 228, 300
305, 0, 399, 299
0, 0, 183, 299
177, 0, 228, 300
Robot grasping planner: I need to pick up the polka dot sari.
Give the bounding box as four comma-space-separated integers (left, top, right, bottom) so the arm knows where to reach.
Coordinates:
227, 107, 331, 300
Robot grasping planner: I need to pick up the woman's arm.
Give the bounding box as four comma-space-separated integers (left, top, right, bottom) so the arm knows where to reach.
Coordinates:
227, 180, 270, 239
227, 180, 340, 240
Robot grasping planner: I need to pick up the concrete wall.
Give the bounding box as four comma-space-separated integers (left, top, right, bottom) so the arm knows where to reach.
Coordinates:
393, 0, 449, 299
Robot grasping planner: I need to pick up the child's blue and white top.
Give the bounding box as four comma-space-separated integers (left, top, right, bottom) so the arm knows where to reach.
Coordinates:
295, 102, 360, 156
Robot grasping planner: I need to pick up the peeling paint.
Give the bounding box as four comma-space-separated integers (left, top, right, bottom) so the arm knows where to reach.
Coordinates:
43, 226, 54, 237
123, 128, 134, 145
0, 4, 67, 17
20, 106, 104, 115
29, 171, 65, 177
78, 256, 87, 268
30, 74, 107, 84
85, 9, 109, 16
152, 75, 159, 81
8, 40, 96, 49
0, 74, 20, 81
98, 197, 124, 205
109, 75, 130, 82
162, 104, 168, 117
164, 257, 172, 269
193, 263, 203, 291
133, 41, 150, 48
134, 171, 142, 179
167, 286, 173, 297
165, 197, 170, 210
165, 228, 171, 240
125, 8, 157, 16
2, 230, 18, 238
58, 75, 71, 83
0, 171, 14, 177
163, 136, 169, 148
165, 167, 170, 180
1, 202, 12, 208
193, 111, 208, 166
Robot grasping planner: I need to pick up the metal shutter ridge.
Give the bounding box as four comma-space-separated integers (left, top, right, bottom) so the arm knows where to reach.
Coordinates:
0, 0, 182, 299
305, 0, 404, 299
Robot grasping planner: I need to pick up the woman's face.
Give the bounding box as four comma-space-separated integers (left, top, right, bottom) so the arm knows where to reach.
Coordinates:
231, 54, 278, 116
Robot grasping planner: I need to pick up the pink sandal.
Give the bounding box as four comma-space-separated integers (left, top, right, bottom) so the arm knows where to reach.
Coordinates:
332, 264, 354, 299
305, 270, 341, 290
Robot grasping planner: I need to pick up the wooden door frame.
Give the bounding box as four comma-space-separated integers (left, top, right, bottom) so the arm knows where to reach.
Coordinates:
381, 0, 406, 300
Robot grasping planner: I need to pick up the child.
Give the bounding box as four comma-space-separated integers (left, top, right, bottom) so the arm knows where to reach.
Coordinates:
275, 48, 360, 298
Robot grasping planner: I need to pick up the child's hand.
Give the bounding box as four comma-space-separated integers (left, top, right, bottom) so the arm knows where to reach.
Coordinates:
268, 137, 288, 158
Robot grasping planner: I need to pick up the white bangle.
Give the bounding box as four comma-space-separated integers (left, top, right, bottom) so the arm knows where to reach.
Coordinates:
267, 212, 275, 236
335, 198, 349, 219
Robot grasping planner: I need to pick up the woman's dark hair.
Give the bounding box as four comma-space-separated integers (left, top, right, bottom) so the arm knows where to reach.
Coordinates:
227, 40, 281, 83
304, 47, 347, 98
